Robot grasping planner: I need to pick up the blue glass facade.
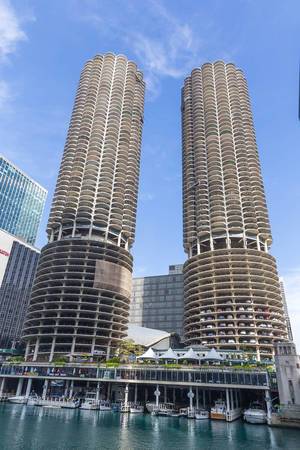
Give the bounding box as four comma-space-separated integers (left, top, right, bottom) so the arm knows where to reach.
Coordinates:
0, 155, 47, 245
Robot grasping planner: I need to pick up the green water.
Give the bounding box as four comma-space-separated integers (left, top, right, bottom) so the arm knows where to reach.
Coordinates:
0, 404, 299, 450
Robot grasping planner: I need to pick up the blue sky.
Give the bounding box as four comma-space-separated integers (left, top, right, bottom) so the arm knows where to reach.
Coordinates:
0, 0, 300, 346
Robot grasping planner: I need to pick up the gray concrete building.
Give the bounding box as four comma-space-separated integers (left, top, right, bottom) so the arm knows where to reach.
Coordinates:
0, 229, 39, 349
182, 61, 288, 361
22, 53, 145, 362
279, 278, 293, 342
129, 265, 184, 337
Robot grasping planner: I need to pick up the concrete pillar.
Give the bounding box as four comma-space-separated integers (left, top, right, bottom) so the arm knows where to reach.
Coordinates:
64, 380, 70, 397
124, 384, 129, 406
173, 388, 176, 405
145, 387, 148, 403
197, 239, 200, 255
106, 383, 111, 401
96, 382, 100, 401
16, 378, 24, 396
24, 341, 30, 361
256, 235, 261, 251
164, 385, 167, 403
33, 337, 40, 361
134, 384, 138, 403
208, 390, 212, 405
42, 380, 49, 400
196, 387, 199, 409
154, 385, 160, 407
69, 380, 74, 398
203, 390, 206, 408
0, 378, 5, 397
226, 389, 230, 413
234, 390, 238, 407
106, 343, 111, 361
49, 337, 56, 362
265, 390, 272, 423
25, 378, 32, 398
230, 389, 234, 409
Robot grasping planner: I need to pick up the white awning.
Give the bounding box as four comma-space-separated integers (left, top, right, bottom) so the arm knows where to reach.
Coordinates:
178, 348, 199, 360
137, 347, 157, 360
201, 348, 223, 361
159, 348, 178, 360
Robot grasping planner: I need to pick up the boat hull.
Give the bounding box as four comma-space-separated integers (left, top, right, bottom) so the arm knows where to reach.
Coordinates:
8, 396, 27, 404
244, 411, 267, 424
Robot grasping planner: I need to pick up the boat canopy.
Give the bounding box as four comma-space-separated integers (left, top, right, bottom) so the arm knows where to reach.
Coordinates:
178, 348, 200, 361
159, 348, 178, 360
137, 347, 157, 360
201, 348, 223, 362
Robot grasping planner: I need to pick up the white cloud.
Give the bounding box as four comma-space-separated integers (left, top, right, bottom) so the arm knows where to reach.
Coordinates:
0, 0, 27, 61
0, 0, 33, 109
281, 268, 300, 351
77, 0, 203, 99
0, 79, 10, 106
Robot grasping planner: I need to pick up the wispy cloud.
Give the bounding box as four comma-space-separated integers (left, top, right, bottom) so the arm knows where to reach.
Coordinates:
0, 0, 27, 61
75, 0, 204, 99
281, 268, 300, 350
0, 0, 33, 108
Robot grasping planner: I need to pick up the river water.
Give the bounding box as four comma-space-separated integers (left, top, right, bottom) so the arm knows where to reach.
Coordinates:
0, 403, 299, 450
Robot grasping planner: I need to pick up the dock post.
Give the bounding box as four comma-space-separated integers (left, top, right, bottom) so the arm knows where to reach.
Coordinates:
124, 384, 129, 406
188, 387, 194, 410
16, 378, 24, 396
25, 378, 32, 398
154, 385, 160, 407
0, 378, 5, 397
42, 379, 49, 400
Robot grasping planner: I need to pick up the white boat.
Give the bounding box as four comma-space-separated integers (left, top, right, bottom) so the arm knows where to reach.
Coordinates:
38, 397, 80, 409
157, 403, 176, 416
130, 403, 144, 413
27, 395, 39, 406
8, 396, 28, 404
210, 399, 226, 420
146, 402, 175, 415
195, 408, 209, 420
99, 400, 112, 411
80, 392, 99, 410
244, 402, 267, 424
179, 407, 188, 417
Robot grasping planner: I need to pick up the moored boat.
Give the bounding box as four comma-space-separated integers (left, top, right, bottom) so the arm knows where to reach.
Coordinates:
80, 393, 100, 410
210, 399, 226, 420
195, 408, 209, 420
99, 400, 112, 411
8, 396, 28, 404
130, 403, 144, 413
243, 402, 267, 424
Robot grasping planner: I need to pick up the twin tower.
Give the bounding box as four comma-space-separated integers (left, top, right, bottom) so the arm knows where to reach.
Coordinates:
22, 54, 288, 362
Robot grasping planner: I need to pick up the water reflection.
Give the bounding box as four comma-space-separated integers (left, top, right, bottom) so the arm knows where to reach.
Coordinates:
1, 404, 300, 450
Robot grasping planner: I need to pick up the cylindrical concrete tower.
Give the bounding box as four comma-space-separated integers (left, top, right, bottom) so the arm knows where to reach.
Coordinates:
23, 54, 145, 361
182, 61, 288, 361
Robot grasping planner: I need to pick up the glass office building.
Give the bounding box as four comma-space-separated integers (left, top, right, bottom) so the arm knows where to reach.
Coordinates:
0, 155, 47, 245
129, 265, 184, 337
